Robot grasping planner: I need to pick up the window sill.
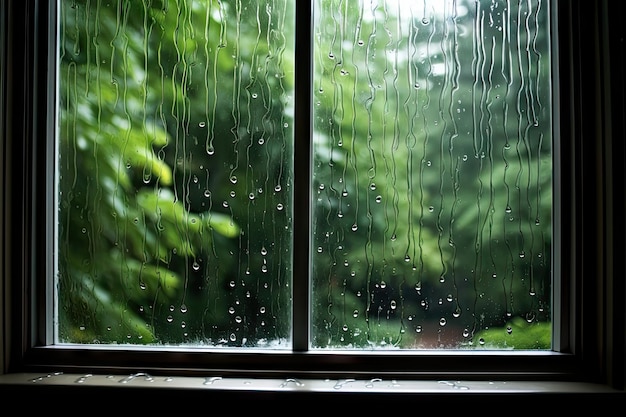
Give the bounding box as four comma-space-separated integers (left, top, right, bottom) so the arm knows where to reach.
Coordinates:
1, 372, 623, 406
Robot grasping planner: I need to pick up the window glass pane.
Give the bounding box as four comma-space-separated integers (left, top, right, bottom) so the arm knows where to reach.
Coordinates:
56, 0, 294, 348
311, 0, 552, 349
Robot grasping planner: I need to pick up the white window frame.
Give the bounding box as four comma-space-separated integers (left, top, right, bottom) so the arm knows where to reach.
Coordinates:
0, 0, 624, 404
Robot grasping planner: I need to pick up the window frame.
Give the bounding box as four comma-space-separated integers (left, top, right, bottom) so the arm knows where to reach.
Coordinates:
1, 0, 624, 396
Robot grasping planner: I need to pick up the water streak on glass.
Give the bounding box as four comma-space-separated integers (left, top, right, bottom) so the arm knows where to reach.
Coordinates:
56, 0, 294, 348
311, 0, 552, 349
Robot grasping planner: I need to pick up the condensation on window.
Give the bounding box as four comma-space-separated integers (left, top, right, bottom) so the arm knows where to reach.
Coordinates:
56, 0, 294, 347
311, 0, 552, 349
56, 0, 551, 351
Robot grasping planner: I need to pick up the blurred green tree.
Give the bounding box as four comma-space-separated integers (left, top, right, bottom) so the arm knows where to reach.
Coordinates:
57, 0, 551, 349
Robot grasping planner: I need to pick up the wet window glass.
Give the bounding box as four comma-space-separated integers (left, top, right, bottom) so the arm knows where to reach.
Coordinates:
311, 0, 551, 349
56, 0, 551, 350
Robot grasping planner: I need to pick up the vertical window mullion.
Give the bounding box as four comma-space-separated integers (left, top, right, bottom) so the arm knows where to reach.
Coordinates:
292, 0, 314, 352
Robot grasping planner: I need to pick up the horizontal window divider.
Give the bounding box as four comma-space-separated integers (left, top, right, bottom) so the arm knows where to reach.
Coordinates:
21, 345, 581, 380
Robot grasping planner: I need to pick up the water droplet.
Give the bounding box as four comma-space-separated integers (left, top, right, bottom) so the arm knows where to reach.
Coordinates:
204, 376, 222, 385
280, 378, 305, 388
180, 304, 188, 313
375, 195, 382, 203
229, 333, 237, 342
251, 93, 258, 99
439, 317, 447, 326
317, 246, 323, 253
274, 184, 282, 192
276, 203, 284, 211
390, 300, 397, 310
166, 315, 173, 323
506, 326, 513, 334
422, 17, 430, 25
351, 224, 358, 232
353, 310, 359, 318
415, 325, 422, 333
198, 121, 206, 128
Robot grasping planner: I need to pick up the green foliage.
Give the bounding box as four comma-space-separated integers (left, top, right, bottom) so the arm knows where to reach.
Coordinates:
57, 0, 552, 349
465, 317, 551, 350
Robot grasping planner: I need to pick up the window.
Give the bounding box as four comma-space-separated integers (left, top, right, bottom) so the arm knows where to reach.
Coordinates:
1, 0, 625, 403
55, 0, 552, 351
